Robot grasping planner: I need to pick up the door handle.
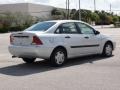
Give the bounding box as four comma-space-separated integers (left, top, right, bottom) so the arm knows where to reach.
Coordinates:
65, 36, 71, 38
84, 36, 89, 39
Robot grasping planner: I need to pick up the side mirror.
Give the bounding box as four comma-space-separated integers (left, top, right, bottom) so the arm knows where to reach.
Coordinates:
95, 31, 100, 35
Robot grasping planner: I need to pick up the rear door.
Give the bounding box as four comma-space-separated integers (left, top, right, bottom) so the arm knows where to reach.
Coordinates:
55, 22, 87, 57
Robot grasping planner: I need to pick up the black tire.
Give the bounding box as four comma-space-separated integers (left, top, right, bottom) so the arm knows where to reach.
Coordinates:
22, 58, 36, 63
50, 48, 67, 67
102, 42, 113, 57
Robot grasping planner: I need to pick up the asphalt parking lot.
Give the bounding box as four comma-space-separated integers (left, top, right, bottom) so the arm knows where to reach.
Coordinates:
0, 27, 120, 90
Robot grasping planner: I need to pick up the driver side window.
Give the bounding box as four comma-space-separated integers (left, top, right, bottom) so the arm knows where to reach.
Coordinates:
77, 23, 95, 34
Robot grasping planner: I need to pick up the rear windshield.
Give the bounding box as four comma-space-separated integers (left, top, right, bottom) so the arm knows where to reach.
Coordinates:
25, 22, 56, 31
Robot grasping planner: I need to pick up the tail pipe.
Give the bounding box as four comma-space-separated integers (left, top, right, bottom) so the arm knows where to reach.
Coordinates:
12, 56, 17, 58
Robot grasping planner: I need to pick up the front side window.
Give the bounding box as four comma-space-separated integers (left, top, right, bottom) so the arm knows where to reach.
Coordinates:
77, 23, 95, 34
25, 22, 56, 31
56, 23, 78, 34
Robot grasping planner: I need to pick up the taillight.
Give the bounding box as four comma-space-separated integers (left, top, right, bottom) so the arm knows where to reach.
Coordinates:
10, 35, 14, 44
32, 36, 43, 45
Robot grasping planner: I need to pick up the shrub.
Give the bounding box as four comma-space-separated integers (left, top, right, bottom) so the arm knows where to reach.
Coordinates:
0, 12, 35, 33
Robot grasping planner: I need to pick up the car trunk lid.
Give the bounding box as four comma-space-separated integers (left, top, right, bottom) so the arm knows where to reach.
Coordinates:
11, 32, 37, 46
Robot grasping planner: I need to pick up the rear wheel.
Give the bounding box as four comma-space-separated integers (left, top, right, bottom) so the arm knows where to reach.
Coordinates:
50, 48, 67, 67
102, 42, 113, 57
22, 58, 36, 63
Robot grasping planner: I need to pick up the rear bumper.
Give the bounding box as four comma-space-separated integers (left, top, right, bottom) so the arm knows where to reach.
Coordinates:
8, 45, 53, 59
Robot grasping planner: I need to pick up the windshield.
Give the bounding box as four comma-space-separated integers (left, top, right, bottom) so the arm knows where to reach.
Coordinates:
25, 22, 56, 31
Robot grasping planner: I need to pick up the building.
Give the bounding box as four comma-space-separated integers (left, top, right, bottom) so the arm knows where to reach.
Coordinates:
0, 3, 54, 20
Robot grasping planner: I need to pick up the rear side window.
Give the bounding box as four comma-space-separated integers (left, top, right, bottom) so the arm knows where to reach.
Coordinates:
26, 22, 56, 31
56, 23, 79, 34
76, 23, 95, 34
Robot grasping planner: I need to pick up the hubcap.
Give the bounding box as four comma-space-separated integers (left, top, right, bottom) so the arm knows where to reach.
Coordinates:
55, 51, 65, 65
105, 44, 112, 56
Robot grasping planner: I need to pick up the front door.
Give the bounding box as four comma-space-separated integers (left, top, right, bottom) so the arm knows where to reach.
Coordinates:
75, 22, 101, 54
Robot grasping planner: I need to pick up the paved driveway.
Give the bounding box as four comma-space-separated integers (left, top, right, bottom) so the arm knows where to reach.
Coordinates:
0, 27, 120, 90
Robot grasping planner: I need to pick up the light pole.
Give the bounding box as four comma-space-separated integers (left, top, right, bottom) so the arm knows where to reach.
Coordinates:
66, 0, 70, 19
94, 0, 96, 11
79, 0, 81, 20
110, 3, 112, 13
66, 0, 68, 19
68, 0, 70, 19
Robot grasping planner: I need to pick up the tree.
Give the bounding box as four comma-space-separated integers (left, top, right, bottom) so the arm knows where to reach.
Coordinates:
94, 10, 113, 25
51, 8, 66, 20
91, 12, 100, 22
113, 15, 119, 23
70, 9, 77, 19
51, 8, 62, 16
106, 16, 113, 24
72, 9, 92, 23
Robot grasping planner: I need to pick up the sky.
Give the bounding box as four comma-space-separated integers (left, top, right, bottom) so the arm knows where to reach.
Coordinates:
0, 0, 120, 13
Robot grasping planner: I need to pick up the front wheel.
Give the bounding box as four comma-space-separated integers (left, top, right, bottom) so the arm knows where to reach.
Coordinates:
102, 43, 113, 57
22, 58, 36, 63
50, 48, 67, 67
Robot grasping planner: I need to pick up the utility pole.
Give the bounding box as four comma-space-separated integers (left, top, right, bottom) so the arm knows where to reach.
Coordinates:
110, 3, 112, 13
66, 0, 68, 11
68, 0, 70, 19
79, 0, 81, 20
66, 0, 68, 19
94, 0, 96, 12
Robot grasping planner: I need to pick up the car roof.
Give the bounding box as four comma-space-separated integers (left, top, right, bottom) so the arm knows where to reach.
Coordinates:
46, 20, 83, 23
45, 20, 90, 26
49, 20, 94, 28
